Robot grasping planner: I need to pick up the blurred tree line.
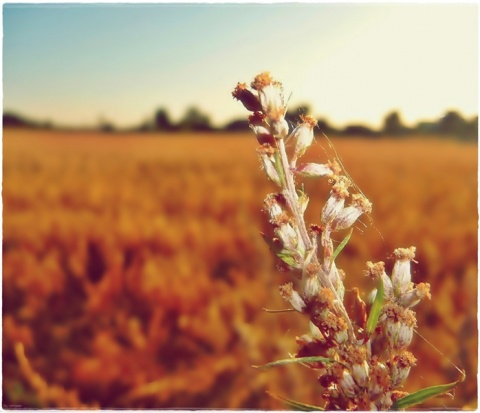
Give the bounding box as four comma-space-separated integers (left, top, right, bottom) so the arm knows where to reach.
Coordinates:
3, 106, 478, 141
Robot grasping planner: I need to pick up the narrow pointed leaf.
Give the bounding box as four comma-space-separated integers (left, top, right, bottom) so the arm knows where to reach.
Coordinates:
266, 391, 324, 411
331, 228, 353, 262
366, 276, 384, 334
298, 191, 309, 214
274, 150, 287, 188
253, 355, 335, 370
262, 307, 295, 313
391, 373, 465, 410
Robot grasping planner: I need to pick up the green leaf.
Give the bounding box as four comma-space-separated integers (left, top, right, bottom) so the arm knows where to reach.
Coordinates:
274, 150, 287, 188
266, 391, 324, 411
366, 276, 384, 334
253, 355, 335, 370
391, 373, 465, 410
298, 191, 309, 214
277, 250, 300, 267
331, 228, 353, 262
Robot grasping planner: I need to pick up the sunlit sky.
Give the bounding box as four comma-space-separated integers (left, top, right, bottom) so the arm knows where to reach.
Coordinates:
4, 2, 478, 129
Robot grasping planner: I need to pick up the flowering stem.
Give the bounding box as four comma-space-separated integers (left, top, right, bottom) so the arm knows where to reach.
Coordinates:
232, 73, 436, 410
276, 138, 312, 251
277, 138, 355, 340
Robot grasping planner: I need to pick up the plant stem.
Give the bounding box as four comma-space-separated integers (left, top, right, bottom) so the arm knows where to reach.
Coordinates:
276, 139, 312, 251
276, 139, 356, 340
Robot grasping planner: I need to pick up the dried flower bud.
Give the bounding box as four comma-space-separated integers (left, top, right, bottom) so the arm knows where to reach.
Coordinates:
248, 111, 266, 126
259, 154, 281, 185
347, 347, 370, 388
321, 229, 334, 258
344, 287, 367, 331
316, 287, 336, 310
270, 118, 290, 139
291, 115, 317, 164
383, 303, 416, 350
321, 178, 350, 225
249, 113, 276, 146
275, 222, 298, 251
279, 282, 306, 312
232, 82, 262, 112
382, 274, 394, 300
352, 360, 370, 389
308, 320, 323, 339
398, 282, 431, 308
264, 193, 284, 219
352, 193, 373, 214
326, 262, 345, 302
294, 162, 335, 178
333, 315, 349, 344
392, 246, 416, 296
389, 351, 417, 388
375, 392, 394, 411
366, 261, 394, 301
250, 123, 271, 137
327, 159, 342, 176
251, 73, 287, 123
251, 71, 274, 90
338, 369, 360, 398
369, 360, 390, 398
391, 322, 414, 350
301, 251, 320, 299
304, 272, 321, 300
257, 145, 281, 186
365, 260, 386, 279
331, 193, 372, 231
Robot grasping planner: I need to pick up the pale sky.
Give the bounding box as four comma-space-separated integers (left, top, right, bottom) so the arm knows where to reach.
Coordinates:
3, 3, 478, 129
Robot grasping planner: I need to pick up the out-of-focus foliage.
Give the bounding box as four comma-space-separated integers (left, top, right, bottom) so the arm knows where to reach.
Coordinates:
3, 130, 477, 409
382, 111, 409, 136
6, 107, 477, 139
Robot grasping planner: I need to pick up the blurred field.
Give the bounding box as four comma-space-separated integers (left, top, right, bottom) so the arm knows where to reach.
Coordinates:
3, 129, 477, 409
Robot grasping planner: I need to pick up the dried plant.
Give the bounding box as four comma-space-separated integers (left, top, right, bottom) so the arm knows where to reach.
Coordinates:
232, 72, 464, 410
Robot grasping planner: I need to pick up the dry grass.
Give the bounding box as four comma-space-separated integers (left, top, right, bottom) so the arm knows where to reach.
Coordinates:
3, 129, 477, 409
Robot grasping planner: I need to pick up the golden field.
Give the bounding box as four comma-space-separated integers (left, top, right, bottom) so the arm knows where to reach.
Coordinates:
3, 129, 477, 409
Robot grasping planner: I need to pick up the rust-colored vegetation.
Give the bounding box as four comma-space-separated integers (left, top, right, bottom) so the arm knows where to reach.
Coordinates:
3, 129, 477, 409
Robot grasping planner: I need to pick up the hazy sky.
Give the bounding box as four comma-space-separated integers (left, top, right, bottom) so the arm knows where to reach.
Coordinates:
4, 3, 478, 129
